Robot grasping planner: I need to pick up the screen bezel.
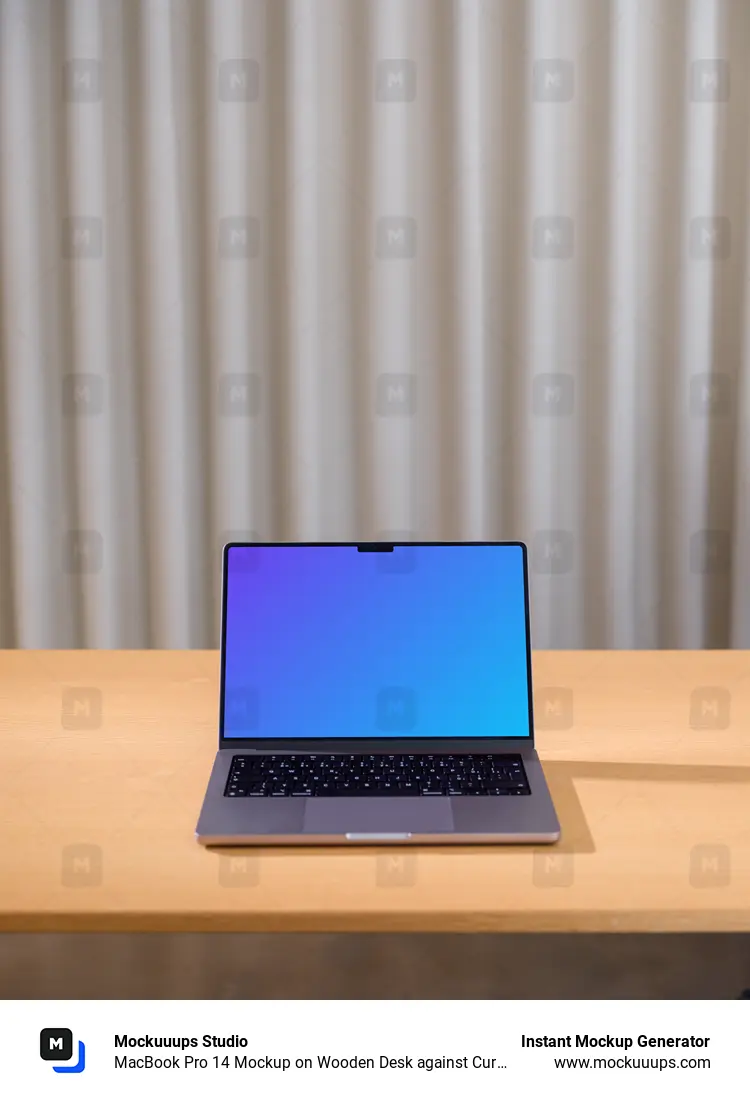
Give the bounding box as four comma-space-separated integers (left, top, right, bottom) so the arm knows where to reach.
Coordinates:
217, 541, 535, 750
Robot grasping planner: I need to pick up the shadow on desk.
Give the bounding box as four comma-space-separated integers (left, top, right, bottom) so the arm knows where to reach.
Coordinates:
540, 757, 750, 857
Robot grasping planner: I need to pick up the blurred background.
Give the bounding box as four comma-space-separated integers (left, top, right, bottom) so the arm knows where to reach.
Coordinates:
1, 0, 749, 650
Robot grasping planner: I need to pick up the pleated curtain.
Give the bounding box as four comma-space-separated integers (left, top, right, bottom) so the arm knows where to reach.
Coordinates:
0, 0, 749, 649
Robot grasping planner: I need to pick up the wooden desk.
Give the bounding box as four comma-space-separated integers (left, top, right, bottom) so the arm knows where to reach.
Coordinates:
0, 651, 749, 933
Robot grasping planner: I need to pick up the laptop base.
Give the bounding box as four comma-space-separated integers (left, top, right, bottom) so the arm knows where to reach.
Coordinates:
196, 748, 560, 845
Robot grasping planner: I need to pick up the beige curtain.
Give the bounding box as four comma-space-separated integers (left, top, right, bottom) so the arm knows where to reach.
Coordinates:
0, 0, 748, 650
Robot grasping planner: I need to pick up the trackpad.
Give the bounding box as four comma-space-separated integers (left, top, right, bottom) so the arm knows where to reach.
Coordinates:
303, 797, 454, 835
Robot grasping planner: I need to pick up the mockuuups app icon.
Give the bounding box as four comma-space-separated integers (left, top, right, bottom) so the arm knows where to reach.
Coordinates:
40, 1028, 86, 1073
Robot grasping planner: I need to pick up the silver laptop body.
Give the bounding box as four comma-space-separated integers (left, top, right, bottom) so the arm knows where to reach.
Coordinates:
196, 542, 560, 845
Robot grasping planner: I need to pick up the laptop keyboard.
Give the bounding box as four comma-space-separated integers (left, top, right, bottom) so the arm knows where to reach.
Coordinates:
224, 753, 530, 798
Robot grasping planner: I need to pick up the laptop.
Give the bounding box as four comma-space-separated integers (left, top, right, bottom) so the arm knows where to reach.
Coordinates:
196, 541, 560, 845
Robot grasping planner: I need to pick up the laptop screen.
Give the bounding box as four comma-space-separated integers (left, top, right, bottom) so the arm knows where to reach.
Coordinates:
221, 543, 532, 741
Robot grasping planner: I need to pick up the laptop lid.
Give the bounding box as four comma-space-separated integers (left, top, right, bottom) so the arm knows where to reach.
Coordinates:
218, 542, 535, 751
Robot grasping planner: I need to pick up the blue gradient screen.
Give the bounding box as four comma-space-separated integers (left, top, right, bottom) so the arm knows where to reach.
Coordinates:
222, 544, 531, 740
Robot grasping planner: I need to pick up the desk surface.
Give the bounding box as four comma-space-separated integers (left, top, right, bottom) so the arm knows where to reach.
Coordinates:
1, 650, 749, 933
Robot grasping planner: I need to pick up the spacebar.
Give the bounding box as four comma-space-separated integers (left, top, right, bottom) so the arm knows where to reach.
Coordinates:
313, 787, 426, 797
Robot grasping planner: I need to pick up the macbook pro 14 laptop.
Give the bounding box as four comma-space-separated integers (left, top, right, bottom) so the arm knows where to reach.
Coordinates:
196, 542, 561, 844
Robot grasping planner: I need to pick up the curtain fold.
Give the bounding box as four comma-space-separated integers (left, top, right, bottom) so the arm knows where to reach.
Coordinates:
0, 0, 748, 648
